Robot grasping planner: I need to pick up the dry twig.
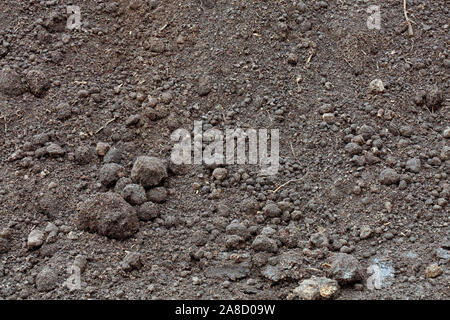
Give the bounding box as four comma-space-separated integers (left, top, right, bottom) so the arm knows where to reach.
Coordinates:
403, 0, 414, 36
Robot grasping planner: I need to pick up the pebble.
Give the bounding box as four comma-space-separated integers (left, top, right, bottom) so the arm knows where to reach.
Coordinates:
322, 113, 335, 124
198, 75, 213, 96
290, 276, 339, 300
0, 66, 26, 96
104, 148, 122, 164
359, 225, 372, 239
27, 229, 45, 249
369, 79, 385, 93
405, 158, 421, 173
122, 184, 147, 205
96, 142, 110, 156
379, 168, 400, 185
99, 163, 125, 187
251, 235, 278, 253
131, 156, 168, 188
262, 202, 281, 218
443, 127, 450, 139
76, 192, 139, 239
146, 186, 168, 203
425, 264, 443, 278
120, 252, 143, 271
36, 267, 59, 292
25, 69, 50, 97
327, 253, 363, 284
212, 168, 228, 180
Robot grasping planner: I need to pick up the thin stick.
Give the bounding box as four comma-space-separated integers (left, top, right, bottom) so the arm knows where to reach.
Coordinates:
270, 172, 310, 193
403, 0, 414, 36
95, 117, 117, 134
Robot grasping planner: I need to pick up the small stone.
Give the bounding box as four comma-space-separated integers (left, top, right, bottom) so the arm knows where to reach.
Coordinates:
379, 168, 400, 185
310, 232, 329, 248
359, 225, 372, 239
99, 163, 126, 187
104, 148, 122, 164
27, 229, 45, 249
287, 53, 298, 65
406, 158, 421, 173
146, 186, 168, 203
443, 127, 450, 139
344, 142, 362, 156
251, 235, 278, 253
96, 142, 110, 156
120, 252, 142, 271
76, 192, 139, 240
425, 264, 443, 278
122, 184, 147, 205
131, 156, 168, 188
46, 143, 65, 157
369, 79, 384, 94
0, 66, 26, 96
25, 69, 50, 97
322, 113, 335, 124
137, 202, 160, 221
262, 202, 281, 218
291, 276, 339, 300
327, 253, 363, 284
212, 167, 228, 180
384, 232, 394, 240
36, 267, 59, 292
198, 75, 213, 96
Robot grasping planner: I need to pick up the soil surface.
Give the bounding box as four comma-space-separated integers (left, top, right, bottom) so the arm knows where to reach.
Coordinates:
0, 0, 449, 300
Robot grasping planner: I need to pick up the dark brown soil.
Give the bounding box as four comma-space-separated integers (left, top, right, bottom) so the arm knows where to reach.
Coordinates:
0, 0, 448, 300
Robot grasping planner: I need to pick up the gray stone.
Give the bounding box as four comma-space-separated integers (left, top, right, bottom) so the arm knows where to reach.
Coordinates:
76, 192, 139, 240
120, 252, 142, 271
131, 156, 167, 187
263, 202, 281, 218
137, 201, 160, 221
310, 232, 329, 248
291, 276, 339, 300
99, 163, 125, 187
327, 253, 363, 284
27, 229, 45, 249
0, 67, 26, 96
406, 158, 421, 173
146, 186, 168, 203
344, 142, 362, 156
379, 168, 400, 185
36, 267, 59, 292
122, 184, 147, 205
104, 148, 122, 164
252, 235, 278, 253
25, 69, 50, 97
